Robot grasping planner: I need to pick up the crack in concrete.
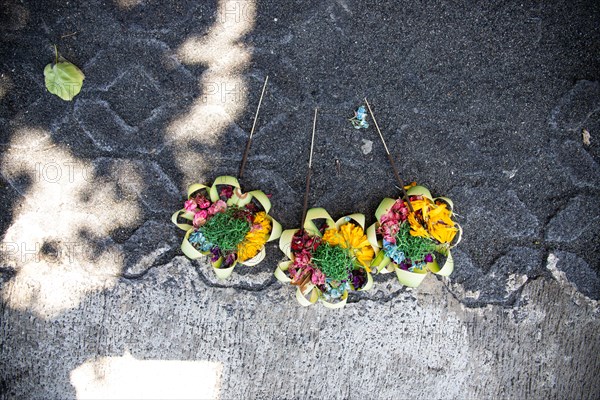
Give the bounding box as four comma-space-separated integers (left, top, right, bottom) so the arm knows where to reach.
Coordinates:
118, 256, 417, 303
118, 256, 559, 309
121, 256, 278, 293
192, 265, 279, 292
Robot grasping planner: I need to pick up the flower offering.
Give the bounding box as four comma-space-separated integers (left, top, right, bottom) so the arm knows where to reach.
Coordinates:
172, 176, 281, 279
276, 209, 374, 308
368, 184, 462, 287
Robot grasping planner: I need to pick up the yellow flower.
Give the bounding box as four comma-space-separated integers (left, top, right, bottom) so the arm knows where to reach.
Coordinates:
355, 246, 374, 271
322, 228, 343, 247
237, 212, 271, 261
409, 198, 431, 212
408, 200, 457, 244
408, 213, 430, 239
429, 203, 454, 225
429, 223, 457, 244
252, 212, 271, 232
341, 223, 371, 249
322, 222, 374, 269
237, 241, 263, 261
427, 203, 457, 244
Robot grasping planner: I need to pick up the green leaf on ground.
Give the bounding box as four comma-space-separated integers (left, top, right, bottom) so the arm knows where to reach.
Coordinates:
44, 60, 85, 101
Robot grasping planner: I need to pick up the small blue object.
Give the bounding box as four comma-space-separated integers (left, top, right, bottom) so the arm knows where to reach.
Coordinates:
350, 105, 370, 129
323, 279, 351, 300
188, 230, 214, 252
409, 261, 427, 272
383, 240, 406, 265
356, 106, 367, 120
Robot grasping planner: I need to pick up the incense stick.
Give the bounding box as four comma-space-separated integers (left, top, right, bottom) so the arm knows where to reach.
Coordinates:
301, 108, 318, 226
239, 75, 269, 178
364, 98, 414, 212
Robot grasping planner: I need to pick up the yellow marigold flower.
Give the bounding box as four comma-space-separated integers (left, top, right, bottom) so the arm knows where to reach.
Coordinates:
237, 241, 262, 261
409, 198, 434, 221
354, 246, 374, 271
429, 223, 457, 244
341, 223, 371, 249
322, 228, 343, 247
429, 203, 454, 225
408, 213, 430, 239
254, 212, 271, 231
428, 221, 456, 244
409, 199, 431, 212
426, 203, 457, 244
237, 212, 271, 261
322, 222, 374, 269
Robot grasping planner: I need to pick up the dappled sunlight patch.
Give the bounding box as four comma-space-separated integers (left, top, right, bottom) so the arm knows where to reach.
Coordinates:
0, 128, 141, 318
176, 0, 256, 67
70, 352, 223, 400
168, 0, 257, 183
113, 0, 143, 10
1, 212, 123, 318
167, 94, 243, 145
178, 39, 252, 70
0, 126, 53, 153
